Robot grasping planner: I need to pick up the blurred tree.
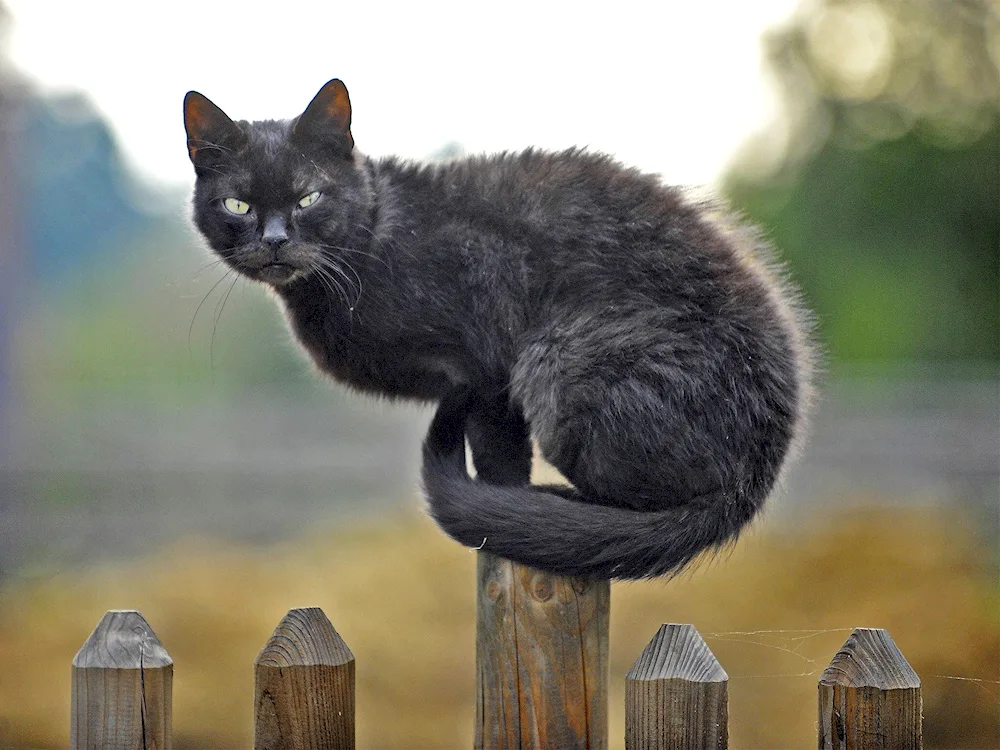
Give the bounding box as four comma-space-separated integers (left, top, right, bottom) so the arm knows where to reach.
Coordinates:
725, 0, 999, 369
15, 94, 146, 280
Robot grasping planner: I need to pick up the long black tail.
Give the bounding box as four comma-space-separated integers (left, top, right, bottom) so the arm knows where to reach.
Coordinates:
421, 390, 764, 580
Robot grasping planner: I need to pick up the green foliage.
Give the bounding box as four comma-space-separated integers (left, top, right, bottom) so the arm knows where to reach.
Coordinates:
724, 0, 1000, 369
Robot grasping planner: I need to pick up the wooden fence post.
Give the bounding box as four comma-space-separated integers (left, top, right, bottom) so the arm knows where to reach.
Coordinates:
71, 609, 173, 750
475, 551, 610, 750
625, 623, 728, 750
819, 627, 922, 750
254, 606, 356, 750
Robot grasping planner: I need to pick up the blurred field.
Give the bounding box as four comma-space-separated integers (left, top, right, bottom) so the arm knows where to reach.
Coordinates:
0, 505, 996, 749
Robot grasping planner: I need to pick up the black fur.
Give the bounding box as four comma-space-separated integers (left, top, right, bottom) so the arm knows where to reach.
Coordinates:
184, 80, 813, 580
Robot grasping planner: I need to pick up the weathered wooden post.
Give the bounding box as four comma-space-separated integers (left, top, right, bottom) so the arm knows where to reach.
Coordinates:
625, 623, 728, 749
475, 551, 610, 750
254, 606, 356, 750
71, 609, 173, 750
819, 628, 922, 750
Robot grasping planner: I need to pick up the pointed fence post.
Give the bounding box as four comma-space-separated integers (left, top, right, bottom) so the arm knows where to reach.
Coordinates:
254, 606, 356, 750
475, 551, 610, 750
625, 623, 728, 749
71, 609, 173, 750
819, 628, 922, 750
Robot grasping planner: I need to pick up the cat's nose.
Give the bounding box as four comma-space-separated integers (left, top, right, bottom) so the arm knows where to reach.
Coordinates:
261, 215, 289, 249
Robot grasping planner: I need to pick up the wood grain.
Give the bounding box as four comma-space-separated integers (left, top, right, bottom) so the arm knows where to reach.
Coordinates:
254, 607, 355, 750
71, 609, 173, 750
818, 628, 922, 750
475, 551, 609, 750
625, 623, 728, 749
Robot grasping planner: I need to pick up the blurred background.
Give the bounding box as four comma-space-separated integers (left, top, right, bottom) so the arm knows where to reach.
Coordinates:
0, 0, 996, 748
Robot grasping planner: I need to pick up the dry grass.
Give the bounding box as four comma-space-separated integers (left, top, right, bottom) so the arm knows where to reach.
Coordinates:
0, 505, 996, 749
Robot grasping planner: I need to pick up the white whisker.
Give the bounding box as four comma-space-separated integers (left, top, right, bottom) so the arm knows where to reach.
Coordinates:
210, 274, 240, 377
188, 268, 234, 360
313, 255, 362, 308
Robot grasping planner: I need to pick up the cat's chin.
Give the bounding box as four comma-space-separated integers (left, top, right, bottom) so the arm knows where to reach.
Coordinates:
254, 263, 301, 286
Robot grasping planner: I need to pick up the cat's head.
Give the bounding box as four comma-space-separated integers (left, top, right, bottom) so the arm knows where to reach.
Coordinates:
184, 79, 368, 287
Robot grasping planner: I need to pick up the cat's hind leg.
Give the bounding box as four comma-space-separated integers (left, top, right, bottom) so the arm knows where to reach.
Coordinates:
465, 394, 533, 486
510, 312, 709, 511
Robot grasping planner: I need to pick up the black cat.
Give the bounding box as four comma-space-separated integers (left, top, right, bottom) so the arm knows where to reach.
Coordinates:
184, 79, 813, 580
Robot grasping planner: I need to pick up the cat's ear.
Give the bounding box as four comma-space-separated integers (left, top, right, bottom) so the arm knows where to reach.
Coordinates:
293, 79, 354, 155
183, 91, 247, 169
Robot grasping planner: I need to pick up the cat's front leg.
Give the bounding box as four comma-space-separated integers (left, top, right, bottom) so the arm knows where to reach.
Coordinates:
465, 395, 532, 486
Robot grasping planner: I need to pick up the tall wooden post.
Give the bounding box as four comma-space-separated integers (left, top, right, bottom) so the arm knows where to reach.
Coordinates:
819, 628, 922, 749
255, 607, 356, 750
475, 551, 610, 750
71, 609, 173, 750
625, 623, 728, 749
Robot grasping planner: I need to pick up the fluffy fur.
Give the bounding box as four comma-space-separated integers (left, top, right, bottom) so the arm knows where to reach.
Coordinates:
184, 80, 814, 580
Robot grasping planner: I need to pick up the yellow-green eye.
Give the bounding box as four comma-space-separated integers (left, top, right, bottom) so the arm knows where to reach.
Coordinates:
223, 198, 250, 215
298, 191, 320, 209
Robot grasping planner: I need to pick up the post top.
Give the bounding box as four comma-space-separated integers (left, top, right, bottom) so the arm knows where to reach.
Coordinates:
72, 610, 172, 669
626, 623, 728, 683
256, 607, 354, 668
819, 628, 920, 690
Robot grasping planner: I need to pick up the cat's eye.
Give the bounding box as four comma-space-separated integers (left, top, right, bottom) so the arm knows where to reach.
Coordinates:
223, 198, 250, 215
298, 191, 321, 209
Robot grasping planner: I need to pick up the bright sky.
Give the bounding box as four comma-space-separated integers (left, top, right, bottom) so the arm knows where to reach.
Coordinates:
5, 0, 799, 189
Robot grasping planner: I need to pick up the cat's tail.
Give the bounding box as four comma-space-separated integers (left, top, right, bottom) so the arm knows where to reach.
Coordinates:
421, 389, 763, 581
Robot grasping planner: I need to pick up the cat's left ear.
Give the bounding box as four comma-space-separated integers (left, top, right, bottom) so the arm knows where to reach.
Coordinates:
293, 79, 354, 155
183, 91, 247, 168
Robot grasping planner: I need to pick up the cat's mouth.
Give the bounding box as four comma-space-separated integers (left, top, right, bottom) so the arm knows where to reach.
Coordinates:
224, 242, 311, 286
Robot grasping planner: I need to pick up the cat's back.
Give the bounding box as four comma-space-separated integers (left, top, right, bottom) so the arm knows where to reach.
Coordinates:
454, 148, 665, 230
387, 148, 805, 349
434, 149, 735, 263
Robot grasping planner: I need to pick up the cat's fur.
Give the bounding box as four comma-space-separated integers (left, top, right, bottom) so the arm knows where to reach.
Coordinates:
184, 79, 813, 580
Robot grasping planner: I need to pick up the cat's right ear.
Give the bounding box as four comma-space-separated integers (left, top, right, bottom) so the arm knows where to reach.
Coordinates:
292, 79, 354, 157
183, 91, 247, 170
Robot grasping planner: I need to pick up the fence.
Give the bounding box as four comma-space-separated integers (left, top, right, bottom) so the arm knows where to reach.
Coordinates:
70, 552, 922, 750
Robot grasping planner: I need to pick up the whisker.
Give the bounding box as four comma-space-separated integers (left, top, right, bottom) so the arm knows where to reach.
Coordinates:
314, 255, 362, 308
189, 162, 227, 177
319, 274, 347, 310
340, 261, 363, 306
312, 255, 354, 293
318, 242, 391, 270
210, 274, 241, 378
189, 269, 234, 360
310, 262, 352, 311
320, 264, 352, 305
193, 140, 235, 154
187, 257, 226, 280
317, 264, 360, 322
